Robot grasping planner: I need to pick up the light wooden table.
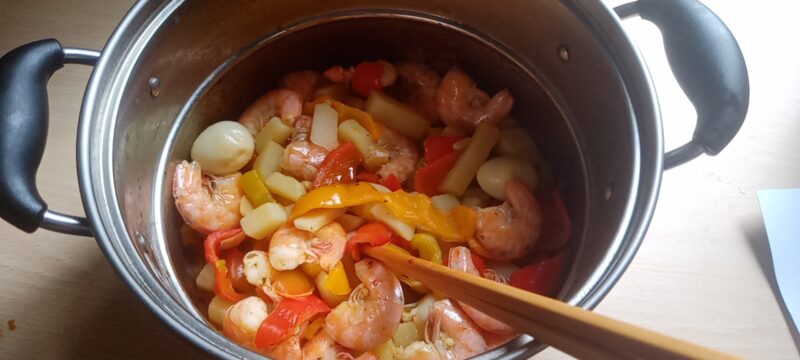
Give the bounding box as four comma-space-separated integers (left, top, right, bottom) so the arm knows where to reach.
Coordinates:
0, 0, 797, 359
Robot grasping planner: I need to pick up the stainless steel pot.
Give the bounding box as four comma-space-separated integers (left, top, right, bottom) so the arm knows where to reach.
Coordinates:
0, 0, 748, 358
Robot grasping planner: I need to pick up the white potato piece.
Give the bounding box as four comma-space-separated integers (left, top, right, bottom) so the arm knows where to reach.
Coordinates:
311, 103, 340, 151
476, 156, 538, 200
253, 141, 284, 179
264, 172, 306, 202
240, 202, 287, 240
495, 128, 543, 164
195, 263, 215, 292
439, 123, 500, 196
254, 116, 294, 151
293, 208, 346, 232
191, 121, 254, 175
336, 213, 366, 232
338, 119, 388, 167
239, 196, 254, 216
368, 203, 414, 240
431, 194, 460, 211
208, 295, 234, 327
365, 92, 429, 139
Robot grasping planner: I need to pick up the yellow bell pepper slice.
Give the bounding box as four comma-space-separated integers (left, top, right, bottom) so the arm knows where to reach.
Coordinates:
301, 262, 322, 279
239, 170, 274, 207
321, 261, 351, 296
383, 191, 477, 242
313, 97, 381, 140
410, 233, 442, 264
289, 182, 385, 220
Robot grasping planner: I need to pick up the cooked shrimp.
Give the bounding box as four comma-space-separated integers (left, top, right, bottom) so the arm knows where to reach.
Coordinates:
282, 115, 329, 181
243, 250, 282, 303
239, 89, 303, 135
223, 296, 269, 347
308, 222, 347, 272
269, 225, 314, 271
375, 124, 419, 183
395, 61, 441, 123
281, 70, 324, 102
263, 335, 303, 360
302, 331, 353, 360
324, 61, 396, 88
448, 247, 515, 335
474, 179, 542, 261
324, 259, 404, 352
436, 68, 514, 129
173, 160, 242, 234
427, 299, 487, 360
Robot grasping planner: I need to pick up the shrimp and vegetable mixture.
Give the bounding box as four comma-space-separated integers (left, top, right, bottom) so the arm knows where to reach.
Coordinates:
176, 60, 572, 359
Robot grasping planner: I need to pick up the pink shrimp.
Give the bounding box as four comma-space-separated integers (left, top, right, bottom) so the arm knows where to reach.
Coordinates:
473, 179, 543, 261
302, 331, 354, 360
308, 222, 348, 273
268, 225, 314, 271
436, 68, 514, 129
281, 115, 329, 181
262, 335, 303, 360
281, 70, 325, 102
222, 296, 269, 348
448, 247, 516, 335
395, 61, 441, 123
375, 124, 419, 183
426, 299, 488, 359
172, 160, 241, 234
324, 259, 404, 352
239, 88, 303, 135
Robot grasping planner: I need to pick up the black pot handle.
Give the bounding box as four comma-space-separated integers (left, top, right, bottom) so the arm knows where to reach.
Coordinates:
0, 39, 99, 236
615, 0, 749, 169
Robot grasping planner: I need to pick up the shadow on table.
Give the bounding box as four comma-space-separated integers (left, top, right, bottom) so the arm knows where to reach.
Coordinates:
741, 216, 800, 356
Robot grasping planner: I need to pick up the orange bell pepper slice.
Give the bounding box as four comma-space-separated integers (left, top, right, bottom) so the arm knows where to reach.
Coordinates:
382, 191, 476, 242
289, 182, 384, 220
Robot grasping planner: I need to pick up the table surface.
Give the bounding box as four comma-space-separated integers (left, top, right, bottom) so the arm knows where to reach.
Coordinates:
1, 0, 798, 359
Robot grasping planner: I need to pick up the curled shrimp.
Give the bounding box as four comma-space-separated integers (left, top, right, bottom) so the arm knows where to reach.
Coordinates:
281, 70, 324, 102
324, 259, 404, 352
269, 225, 314, 271
426, 299, 487, 360
448, 247, 516, 335
173, 160, 242, 234
239, 89, 303, 135
375, 124, 419, 183
243, 250, 282, 303
436, 68, 514, 129
308, 222, 347, 272
395, 61, 441, 123
473, 179, 542, 261
302, 330, 354, 360
223, 296, 269, 348
282, 115, 329, 181
262, 335, 303, 360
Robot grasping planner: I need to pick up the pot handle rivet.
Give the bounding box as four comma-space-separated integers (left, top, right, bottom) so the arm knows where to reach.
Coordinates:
149, 77, 161, 98
557, 45, 569, 63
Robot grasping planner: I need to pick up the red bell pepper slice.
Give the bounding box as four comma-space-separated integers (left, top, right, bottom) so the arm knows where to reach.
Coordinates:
509, 252, 565, 296
346, 222, 393, 261
313, 142, 362, 188
350, 61, 384, 98
534, 190, 572, 252
255, 295, 330, 349
224, 247, 255, 293
423, 135, 464, 163
381, 173, 402, 191
414, 151, 461, 196
204, 229, 248, 302
357, 171, 402, 191
356, 172, 381, 184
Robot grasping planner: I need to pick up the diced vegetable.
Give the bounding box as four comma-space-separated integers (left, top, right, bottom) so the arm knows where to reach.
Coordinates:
495, 128, 543, 164
336, 213, 366, 232
265, 172, 307, 202
362, 203, 415, 241
289, 182, 384, 220
255, 295, 330, 349
208, 295, 234, 326
424, 135, 464, 163
239, 170, 275, 207
273, 269, 314, 298
312, 142, 362, 188
293, 208, 346, 232
439, 123, 500, 196
365, 92, 429, 139
311, 103, 340, 150
191, 121, 254, 175
534, 190, 572, 252
203, 229, 248, 302
383, 191, 476, 242
431, 194, 460, 212
239, 196, 254, 216
225, 247, 254, 293
302, 317, 326, 341
393, 322, 421, 347
382, 173, 402, 191
253, 141, 284, 179
301, 261, 323, 279
460, 187, 491, 208
351, 61, 385, 98
415, 151, 460, 196
195, 263, 215, 292
476, 156, 538, 200
338, 119, 387, 167
255, 117, 294, 151
314, 97, 382, 139
316, 262, 351, 308
240, 202, 287, 240
346, 222, 394, 261
509, 253, 565, 296
410, 233, 442, 264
